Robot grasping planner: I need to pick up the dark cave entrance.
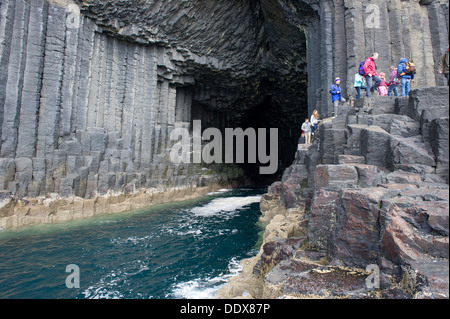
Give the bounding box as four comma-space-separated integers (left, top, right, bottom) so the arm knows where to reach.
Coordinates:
182, 0, 317, 186
188, 76, 308, 186
237, 95, 303, 185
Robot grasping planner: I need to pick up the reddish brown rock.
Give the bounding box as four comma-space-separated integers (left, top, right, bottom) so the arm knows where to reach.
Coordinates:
307, 189, 340, 251
253, 237, 306, 277
381, 203, 449, 265
330, 188, 388, 267
315, 164, 358, 189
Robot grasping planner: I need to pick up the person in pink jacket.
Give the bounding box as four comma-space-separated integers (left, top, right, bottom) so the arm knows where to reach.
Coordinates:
378, 73, 388, 96
363, 52, 382, 98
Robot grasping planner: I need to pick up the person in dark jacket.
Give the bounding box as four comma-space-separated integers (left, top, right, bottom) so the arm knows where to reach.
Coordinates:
398, 58, 415, 97
330, 77, 346, 117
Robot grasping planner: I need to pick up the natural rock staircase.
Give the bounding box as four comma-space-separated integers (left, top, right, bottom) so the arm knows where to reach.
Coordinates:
253, 87, 449, 299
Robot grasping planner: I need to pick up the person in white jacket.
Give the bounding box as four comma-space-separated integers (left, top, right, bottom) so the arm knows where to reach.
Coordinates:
310, 109, 321, 132
301, 118, 312, 144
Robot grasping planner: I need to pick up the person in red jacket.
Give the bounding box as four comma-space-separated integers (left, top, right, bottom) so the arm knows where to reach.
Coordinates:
363, 52, 382, 98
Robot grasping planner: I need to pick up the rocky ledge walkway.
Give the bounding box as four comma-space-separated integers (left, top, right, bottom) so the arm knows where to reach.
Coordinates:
217, 87, 449, 299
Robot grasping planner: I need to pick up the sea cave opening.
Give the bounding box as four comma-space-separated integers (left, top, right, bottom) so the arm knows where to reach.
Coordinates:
172, 0, 318, 186
187, 69, 309, 186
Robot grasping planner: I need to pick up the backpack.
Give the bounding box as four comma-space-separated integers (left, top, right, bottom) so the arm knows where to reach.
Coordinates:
405, 61, 416, 75
358, 61, 366, 76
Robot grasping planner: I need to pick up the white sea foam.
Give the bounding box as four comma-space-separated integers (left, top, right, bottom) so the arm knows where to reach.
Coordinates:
110, 235, 153, 246
81, 270, 124, 299
169, 257, 243, 299
206, 189, 232, 196
81, 261, 150, 299
190, 196, 262, 217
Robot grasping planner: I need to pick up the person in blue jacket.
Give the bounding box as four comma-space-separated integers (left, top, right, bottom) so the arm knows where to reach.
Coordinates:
330, 77, 346, 117
397, 58, 415, 97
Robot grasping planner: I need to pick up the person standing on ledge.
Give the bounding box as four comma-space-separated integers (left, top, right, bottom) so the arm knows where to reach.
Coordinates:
354, 71, 367, 100
387, 66, 399, 97
310, 110, 321, 132
398, 58, 415, 97
363, 52, 382, 98
301, 118, 312, 145
437, 46, 449, 86
330, 77, 346, 117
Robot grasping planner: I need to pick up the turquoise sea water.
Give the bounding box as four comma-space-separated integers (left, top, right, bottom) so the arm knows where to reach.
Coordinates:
0, 188, 265, 299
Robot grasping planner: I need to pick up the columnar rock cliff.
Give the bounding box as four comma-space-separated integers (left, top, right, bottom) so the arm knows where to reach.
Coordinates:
0, 0, 449, 229
218, 88, 449, 299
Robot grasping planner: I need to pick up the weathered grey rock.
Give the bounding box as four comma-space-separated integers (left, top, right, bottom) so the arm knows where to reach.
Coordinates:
390, 135, 436, 168
388, 118, 421, 138
412, 260, 449, 299
0, 158, 15, 189
393, 164, 436, 176
407, 87, 449, 124
428, 117, 449, 180
343, 124, 367, 156
14, 157, 32, 197
360, 126, 392, 169
319, 127, 346, 164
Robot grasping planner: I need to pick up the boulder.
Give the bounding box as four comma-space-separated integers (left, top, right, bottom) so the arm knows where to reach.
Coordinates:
307, 189, 340, 251
253, 237, 306, 277
388, 118, 421, 138
330, 187, 389, 267
381, 202, 449, 265
390, 136, 436, 167
406, 87, 449, 123
393, 164, 435, 175
360, 126, 392, 169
